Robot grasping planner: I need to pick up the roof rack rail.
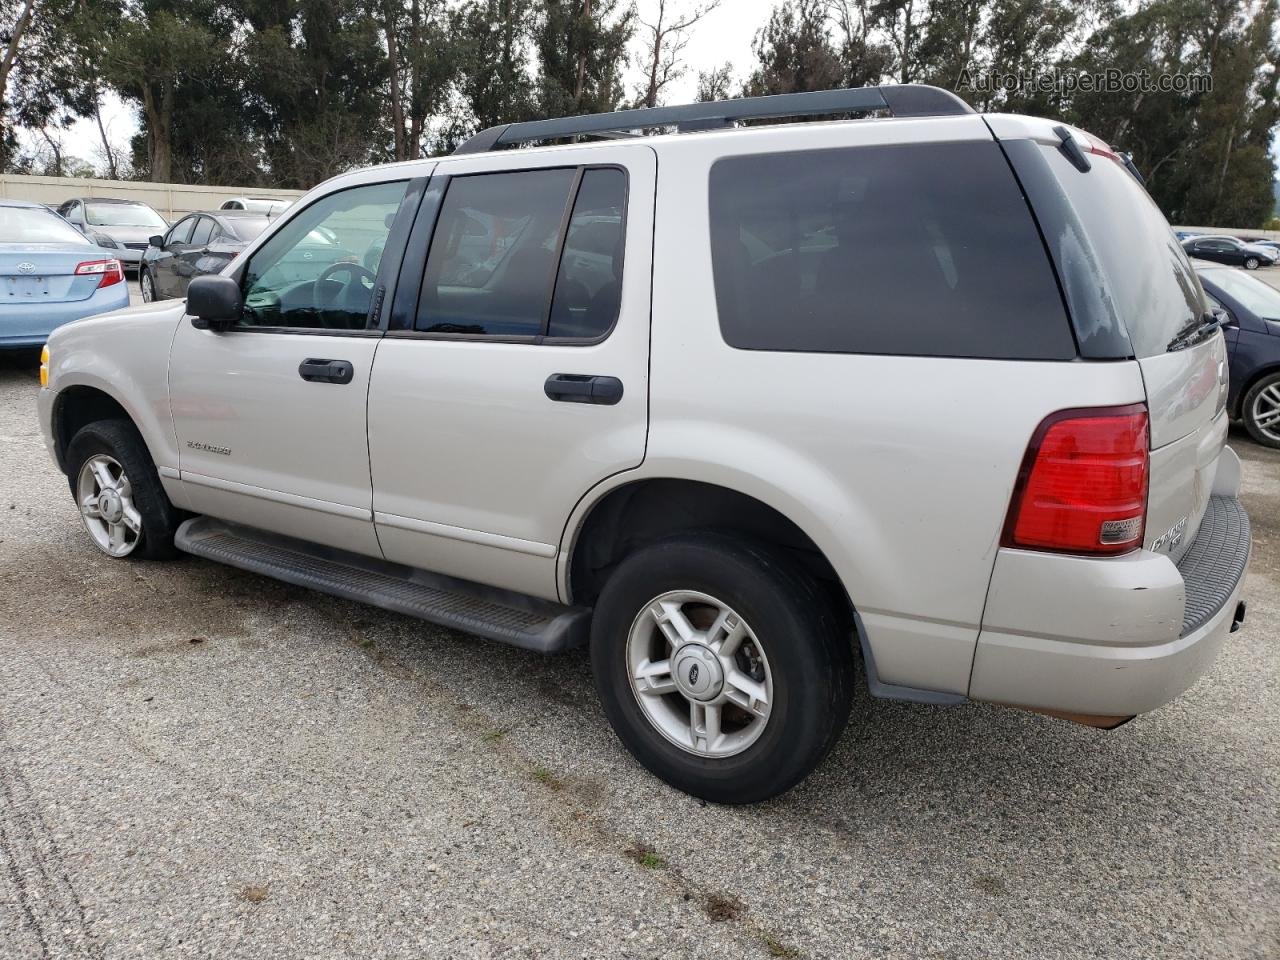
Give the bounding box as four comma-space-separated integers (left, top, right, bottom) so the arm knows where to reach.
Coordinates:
453, 84, 974, 155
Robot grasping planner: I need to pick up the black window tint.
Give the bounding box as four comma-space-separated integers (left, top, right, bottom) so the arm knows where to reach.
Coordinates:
191, 217, 214, 245
168, 217, 196, 245
547, 168, 627, 339
1038, 145, 1202, 357
417, 169, 576, 336
709, 141, 1075, 359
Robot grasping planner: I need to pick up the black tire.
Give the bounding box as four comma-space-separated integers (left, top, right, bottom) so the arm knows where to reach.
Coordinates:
140, 268, 156, 302
65, 419, 181, 560
590, 533, 854, 804
1244, 256, 1260, 270
1241, 371, 1280, 449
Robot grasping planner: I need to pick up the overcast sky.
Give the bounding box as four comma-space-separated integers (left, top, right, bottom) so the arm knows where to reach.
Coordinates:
36, 0, 778, 173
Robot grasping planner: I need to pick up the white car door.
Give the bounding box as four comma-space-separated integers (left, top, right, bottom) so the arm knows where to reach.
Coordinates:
168, 177, 421, 557
367, 145, 656, 600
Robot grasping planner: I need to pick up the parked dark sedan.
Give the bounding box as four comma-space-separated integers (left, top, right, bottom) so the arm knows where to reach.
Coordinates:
1197, 264, 1280, 447
1182, 234, 1279, 270
141, 209, 379, 303
139, 211, 270, 302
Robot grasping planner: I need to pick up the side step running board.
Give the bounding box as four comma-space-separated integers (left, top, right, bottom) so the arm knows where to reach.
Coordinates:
175, 517, 590, 653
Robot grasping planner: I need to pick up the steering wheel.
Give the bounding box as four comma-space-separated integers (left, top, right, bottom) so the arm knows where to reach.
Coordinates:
311, 261, 378, 328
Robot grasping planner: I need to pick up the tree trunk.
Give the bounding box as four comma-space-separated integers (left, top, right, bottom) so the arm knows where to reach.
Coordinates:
143, 82, 174, 183
407, 0, 423, 157
39, 127, 63, 176
385, 5, 406, 161
0, 0, 37, 171
643, 0, 665, 109
575, 0, 591, 104
92, 87, 119, 180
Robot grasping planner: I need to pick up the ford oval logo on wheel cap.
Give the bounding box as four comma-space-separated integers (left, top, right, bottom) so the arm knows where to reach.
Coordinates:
16, 262, 36, 274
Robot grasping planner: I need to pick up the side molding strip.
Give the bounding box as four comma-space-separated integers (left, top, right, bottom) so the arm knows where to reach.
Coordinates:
373, 511, 558, 559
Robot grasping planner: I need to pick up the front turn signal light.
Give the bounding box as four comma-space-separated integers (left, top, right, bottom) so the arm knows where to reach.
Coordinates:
39, 344, 49, 388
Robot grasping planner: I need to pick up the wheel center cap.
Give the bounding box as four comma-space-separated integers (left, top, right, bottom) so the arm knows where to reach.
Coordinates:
671, 644, 724, 702
98, 491, 123, 524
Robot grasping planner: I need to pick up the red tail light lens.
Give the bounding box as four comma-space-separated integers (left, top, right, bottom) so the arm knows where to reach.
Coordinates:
75, 258, 123, 288
1003, 405, 1150, 555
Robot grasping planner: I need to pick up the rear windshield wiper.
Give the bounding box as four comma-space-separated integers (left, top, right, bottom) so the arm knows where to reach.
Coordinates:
1166, 312, 1221, 352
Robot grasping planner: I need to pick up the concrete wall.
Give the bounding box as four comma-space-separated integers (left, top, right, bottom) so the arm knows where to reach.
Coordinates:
1175, 225, 1280, 241
0, 174, 305, 222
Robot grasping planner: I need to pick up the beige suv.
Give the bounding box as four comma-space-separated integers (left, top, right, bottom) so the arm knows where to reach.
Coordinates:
37, 85, 1251, 802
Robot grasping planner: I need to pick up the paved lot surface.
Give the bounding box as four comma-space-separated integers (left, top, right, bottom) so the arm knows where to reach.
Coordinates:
0, 349, 1276, 960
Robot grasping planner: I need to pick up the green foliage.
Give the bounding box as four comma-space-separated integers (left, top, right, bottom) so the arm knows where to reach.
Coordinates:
1, 0, 1275, 227
534, 0, 635, 116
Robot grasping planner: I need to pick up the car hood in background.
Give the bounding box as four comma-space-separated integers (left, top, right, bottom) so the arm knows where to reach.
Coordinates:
93, 225, 160, 245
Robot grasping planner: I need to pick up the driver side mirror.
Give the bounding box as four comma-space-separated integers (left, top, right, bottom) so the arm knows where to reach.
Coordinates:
1212, 307, 1236, 327
148, 234, 164, 248
188, 275, 242, 330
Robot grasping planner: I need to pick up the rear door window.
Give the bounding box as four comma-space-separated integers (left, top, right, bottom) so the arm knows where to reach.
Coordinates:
708, 140, 1074, 359
417, 169, 577, 337
548, 168, 627, 339
191, 217, 215, 246
417, 166, 628, 340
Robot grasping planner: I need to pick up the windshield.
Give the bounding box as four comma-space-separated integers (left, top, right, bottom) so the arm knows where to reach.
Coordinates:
226, 217, 271, 241
0, 206, 89, 244
1201, 268, 1280, 320
85, 202, 167, 228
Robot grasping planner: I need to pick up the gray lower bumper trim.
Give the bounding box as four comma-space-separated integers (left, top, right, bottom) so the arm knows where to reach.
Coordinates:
1177, 496, 1251, 637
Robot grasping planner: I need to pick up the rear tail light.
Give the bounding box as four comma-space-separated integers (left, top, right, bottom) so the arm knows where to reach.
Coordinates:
1003, 405, 1150, 555
75, 258, 123, 289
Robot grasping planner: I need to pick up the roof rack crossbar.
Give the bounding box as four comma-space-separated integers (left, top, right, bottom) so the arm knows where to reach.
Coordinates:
453, 84, 973, 155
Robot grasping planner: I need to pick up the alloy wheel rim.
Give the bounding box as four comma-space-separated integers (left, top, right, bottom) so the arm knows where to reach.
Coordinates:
1250, 383, 1280, 442
76, 454, 142, 557
626, 590, 773, 758
141, 272, 153, 301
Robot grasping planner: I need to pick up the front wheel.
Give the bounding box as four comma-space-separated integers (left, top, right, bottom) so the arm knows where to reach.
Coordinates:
1243, 372, 1280, 448
66, 419, 181, 559
140, 268, 156, 302
590, 534, 853, 804
1244, 256, 1260, 270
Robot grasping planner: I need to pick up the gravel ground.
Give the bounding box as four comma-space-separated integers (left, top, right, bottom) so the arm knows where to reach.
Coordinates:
0, 349, 1276, 960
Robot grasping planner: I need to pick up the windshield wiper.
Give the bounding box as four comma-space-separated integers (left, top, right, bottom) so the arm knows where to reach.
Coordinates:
1167, 312, 1221, 352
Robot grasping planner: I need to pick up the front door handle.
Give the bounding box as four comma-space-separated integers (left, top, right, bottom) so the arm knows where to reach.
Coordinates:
544, 373, 624, 405
299, 358, 354, 384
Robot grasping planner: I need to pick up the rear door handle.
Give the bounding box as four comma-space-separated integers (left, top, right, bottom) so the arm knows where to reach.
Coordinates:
299, 358, 354, 384
544, 374, 624, 405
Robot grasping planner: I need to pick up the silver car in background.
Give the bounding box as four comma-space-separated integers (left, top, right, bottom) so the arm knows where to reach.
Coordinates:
55, 198, 169, 274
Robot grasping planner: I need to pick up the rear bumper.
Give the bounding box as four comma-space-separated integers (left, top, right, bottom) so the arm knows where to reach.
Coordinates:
0, 285, 130, 348
970, 493, 1251, 718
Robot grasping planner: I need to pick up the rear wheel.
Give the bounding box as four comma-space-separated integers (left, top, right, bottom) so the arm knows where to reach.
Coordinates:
66, 419, 180, 559
590, 533, 853, 804
140, 268, 156, 302
1242, 372, 1280, 448
1244, 256, 1260, 270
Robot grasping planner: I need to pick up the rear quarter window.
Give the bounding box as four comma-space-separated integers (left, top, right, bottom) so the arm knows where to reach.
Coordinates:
708, 140, 1075, 360
1036, 145, 1203, 358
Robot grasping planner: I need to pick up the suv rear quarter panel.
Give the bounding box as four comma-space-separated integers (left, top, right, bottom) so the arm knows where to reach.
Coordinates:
639, 118, 1148, 695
